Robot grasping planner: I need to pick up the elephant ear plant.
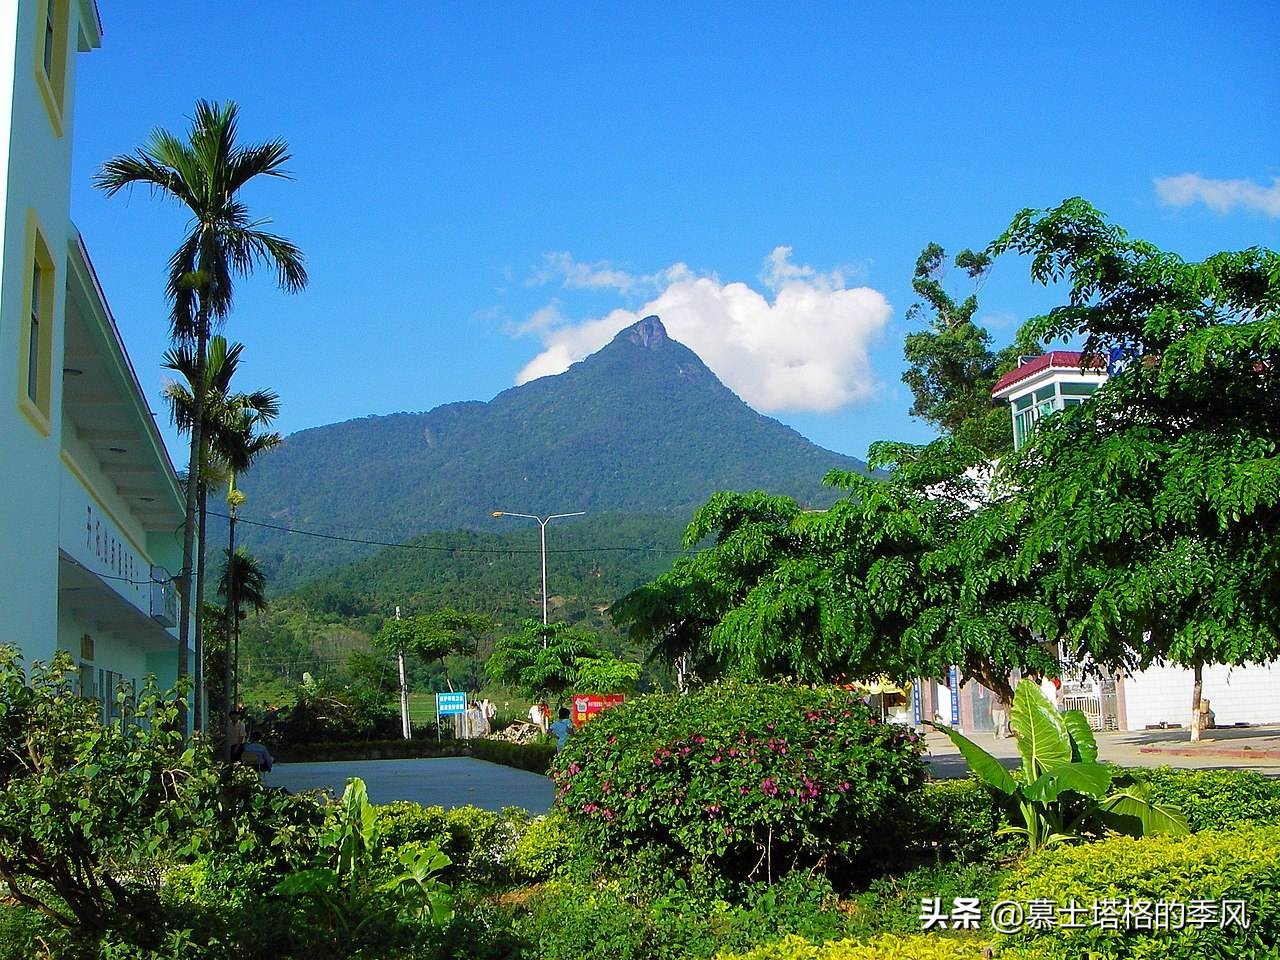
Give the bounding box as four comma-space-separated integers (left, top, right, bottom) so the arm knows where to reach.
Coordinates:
930, 679, 1188, 851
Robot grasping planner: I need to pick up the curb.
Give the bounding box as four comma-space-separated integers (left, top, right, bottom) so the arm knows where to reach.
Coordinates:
1138, 745, 1280, 761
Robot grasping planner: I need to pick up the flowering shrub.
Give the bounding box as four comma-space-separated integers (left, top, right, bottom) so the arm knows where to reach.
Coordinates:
550, 684, 925, 883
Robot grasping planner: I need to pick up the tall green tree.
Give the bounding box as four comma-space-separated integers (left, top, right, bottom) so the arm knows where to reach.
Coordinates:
612, 491, 803, 686
96, 101, 307, 728
163, 335, 280, 732
485, 620, 613, 705
617, 445, 1057, 702
374, 609, 496, 739
902, 242, 1032, 458
985, 198, 1280, 740
217, 547, 269, 712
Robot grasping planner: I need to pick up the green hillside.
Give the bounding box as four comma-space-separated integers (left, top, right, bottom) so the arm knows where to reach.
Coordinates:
237, 513, 686, 694
230, 316, 865, 588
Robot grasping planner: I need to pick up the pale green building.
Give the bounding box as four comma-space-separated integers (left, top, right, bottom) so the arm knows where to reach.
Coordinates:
0, 0, 194, 722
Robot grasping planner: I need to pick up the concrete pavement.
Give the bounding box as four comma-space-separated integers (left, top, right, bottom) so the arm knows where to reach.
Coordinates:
925, 724, 1280, 778
265, 756, 555, 813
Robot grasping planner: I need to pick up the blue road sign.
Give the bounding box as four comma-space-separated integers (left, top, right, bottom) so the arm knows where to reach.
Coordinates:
437, 691, 467, 716
948, 666, 960, 726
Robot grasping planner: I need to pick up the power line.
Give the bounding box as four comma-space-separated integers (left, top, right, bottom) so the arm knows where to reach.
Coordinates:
207, 510, 694, 557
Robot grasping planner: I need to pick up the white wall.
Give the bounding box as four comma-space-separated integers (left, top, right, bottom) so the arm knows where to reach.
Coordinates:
1122, 663, 1280, 730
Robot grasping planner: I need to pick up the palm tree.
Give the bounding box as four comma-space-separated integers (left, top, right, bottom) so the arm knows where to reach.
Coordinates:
162, 335, 280, 732
217, 547, 268, 713
96, 101, 307, 727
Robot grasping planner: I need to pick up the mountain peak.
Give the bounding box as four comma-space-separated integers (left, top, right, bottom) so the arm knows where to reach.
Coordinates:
614, 315, 668, 349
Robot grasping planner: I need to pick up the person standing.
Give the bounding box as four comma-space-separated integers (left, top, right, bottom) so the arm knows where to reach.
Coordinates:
528, 701, 545, 733
549, 707, 573, 751
1039, 673, 1061, 711
227, 707, 247, 762
468, 700, 487, 738
991, 693, 1011, 740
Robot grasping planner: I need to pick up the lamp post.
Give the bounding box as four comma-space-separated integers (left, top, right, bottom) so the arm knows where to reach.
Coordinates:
491, 510, 585, 626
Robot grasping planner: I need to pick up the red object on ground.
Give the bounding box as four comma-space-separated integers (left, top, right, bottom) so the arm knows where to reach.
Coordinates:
572, 693, 624, 727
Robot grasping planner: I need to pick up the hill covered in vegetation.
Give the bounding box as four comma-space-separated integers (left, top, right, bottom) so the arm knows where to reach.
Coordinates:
238, 512, 687, 694
232, 316, 865, 587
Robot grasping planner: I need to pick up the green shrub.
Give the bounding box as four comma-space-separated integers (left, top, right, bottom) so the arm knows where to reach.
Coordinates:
375, 802, 530, 886
847, 862, 1006, 937
509, 873, 858, 960
470, 737, 556, 773
711, 933, 991, 960
272, 738, 469, 763
996, 825, 1280, 959
508, 811, 584, 882
902, 778, 1020, 864
513, 880, 654, 960
0, 903, 79, 960
1127, 767, 1280, 831
551, 684, 925, 885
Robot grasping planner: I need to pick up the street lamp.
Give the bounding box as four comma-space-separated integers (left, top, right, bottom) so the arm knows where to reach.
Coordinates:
491, 510, 585, 625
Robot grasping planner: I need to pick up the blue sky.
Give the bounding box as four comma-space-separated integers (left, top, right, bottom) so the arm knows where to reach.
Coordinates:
70, 2, 1279, 464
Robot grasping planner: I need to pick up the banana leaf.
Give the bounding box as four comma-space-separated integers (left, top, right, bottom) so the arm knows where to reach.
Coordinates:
1100, 787, 1190, 836
927, 721, 1017, 795
1010, 680, 1071, 775
1061, 709, 1098, 763
1023, 760, 1113, 803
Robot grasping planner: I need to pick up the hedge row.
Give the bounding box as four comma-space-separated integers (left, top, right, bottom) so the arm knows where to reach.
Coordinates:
273, 737, 555, 773
713, 934, 990, 960
272, 738, 469, 763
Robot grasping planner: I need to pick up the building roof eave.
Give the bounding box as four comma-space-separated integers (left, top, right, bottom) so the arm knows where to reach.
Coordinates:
66, 230, 185, 520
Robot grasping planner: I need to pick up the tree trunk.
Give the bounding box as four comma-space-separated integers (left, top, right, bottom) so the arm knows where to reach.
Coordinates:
222, 506, 237, 760
1190, 660, 1203, 743
193, 483, 208, 734
176, 320, 208, 735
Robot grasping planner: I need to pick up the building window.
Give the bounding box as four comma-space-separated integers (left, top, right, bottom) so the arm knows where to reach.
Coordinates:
35, 0, 68, 134
20, 218, 55, 432
43, 0, 56, 75
28, 262, 42, 403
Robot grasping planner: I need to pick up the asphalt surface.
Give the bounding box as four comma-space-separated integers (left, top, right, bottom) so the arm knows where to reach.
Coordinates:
264, 756, 556, 813
265, 727, 1280, 813
924, 724, 1280, 778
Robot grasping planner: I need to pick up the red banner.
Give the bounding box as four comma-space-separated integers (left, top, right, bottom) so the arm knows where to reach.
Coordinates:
571, 693, 624, 727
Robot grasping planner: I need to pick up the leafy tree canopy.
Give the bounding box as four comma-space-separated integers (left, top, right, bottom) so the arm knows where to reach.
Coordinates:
373, 609, 495, 663
985, 198, 1280, 684
902, 242, 1034, 458
484, 620, 614, 703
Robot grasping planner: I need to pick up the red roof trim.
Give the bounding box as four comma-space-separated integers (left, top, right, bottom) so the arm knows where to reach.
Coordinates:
991, 351, 1104, 396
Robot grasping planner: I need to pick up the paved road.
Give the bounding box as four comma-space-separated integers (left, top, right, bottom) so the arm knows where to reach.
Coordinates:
265, 757, 555, 813
925, 724, 1280, 778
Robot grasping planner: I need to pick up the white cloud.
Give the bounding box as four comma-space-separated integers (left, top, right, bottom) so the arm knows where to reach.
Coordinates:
530, 252, 700, 295
1154, 173, 1280, 218
515, 248, 892, 413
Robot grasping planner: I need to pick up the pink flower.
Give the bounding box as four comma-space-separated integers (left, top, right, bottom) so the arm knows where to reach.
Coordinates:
740, 785, 750, 795
761, 778, 779, 797
711, 754, 722, 764
838, 782, 851, 792
602, 808, 614, 821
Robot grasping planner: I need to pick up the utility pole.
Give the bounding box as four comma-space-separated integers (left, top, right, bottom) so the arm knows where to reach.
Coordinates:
491, 510, 586, 639
396, 605, 412, 740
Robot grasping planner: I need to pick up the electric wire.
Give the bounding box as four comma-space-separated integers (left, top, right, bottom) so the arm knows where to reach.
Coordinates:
206, 510, 696, 557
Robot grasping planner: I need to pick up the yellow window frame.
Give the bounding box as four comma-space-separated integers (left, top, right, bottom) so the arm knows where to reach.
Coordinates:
19, 212, 56, 436
34, 0, 69, 138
